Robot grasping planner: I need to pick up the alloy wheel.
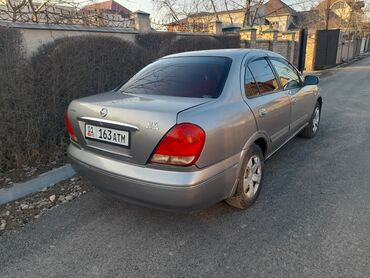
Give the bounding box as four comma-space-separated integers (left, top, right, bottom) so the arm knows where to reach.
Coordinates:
243, 155, 262, 199
312, 107, 320, 133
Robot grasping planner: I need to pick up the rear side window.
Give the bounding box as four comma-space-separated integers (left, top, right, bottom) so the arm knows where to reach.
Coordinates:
248, 59, 279, 94
244, 68, 259, 98
119, 56, 232, 98
270, 58, 302, 90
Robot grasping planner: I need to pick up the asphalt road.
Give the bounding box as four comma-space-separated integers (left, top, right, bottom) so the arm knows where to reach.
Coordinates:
1, 56, 370, 278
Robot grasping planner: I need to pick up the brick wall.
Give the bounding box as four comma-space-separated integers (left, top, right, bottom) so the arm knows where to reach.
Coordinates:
304, 32, 317, 71
240, 29, 298, 65
272, 41, 290, 58
253, 41, 271, 51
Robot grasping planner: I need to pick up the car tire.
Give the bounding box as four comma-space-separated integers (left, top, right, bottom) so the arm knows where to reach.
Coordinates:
299, 101, 321, 139
225, 144, 264, 210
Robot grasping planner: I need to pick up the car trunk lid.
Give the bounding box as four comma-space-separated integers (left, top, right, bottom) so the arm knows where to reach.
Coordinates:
68, 91, 211, 165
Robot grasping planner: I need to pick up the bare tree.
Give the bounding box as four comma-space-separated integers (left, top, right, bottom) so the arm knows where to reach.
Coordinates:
324, 0, 332, 30
242, 0, 252, 27
152, 0, 219, 32
153, 0, 267, 28
317, 0, 366, 33
209, 0, 219, 21
249, 0, 265, 27
225, 0, 266, 27
345, 2, 366, 35
5, 0, 28, 21
153, 0, 181, 22
223, 0, 233, 24
28, 0, 50, 23
1, 0, 133, 27
3, 0, 77, 23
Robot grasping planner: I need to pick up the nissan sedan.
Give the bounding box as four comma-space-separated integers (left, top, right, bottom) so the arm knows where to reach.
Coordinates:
66, 49, 321, 210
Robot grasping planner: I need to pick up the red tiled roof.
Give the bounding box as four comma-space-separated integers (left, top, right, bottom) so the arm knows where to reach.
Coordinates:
82, 0, 131, 15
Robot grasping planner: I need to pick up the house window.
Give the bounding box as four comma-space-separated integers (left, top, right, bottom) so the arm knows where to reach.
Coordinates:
271, 21, 279, 29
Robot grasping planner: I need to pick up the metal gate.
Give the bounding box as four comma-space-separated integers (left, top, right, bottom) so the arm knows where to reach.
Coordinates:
297, 29, 307, 73
314, 29, 340, 70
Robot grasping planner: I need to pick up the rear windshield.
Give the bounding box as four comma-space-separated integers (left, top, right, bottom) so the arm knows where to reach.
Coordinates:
119, 56, 232, 98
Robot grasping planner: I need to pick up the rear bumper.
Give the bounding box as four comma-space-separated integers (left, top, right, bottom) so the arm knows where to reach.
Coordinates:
68, 144, 239, 211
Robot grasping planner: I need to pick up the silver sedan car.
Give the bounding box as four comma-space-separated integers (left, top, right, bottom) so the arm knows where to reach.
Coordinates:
66, 49, 321, 210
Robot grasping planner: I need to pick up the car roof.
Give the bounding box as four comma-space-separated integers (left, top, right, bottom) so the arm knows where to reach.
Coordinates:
163, 49, 285, 61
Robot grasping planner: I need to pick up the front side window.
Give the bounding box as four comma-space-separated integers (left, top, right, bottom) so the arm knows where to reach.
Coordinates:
119, 56, 232, 98
248, 59, 279, 94
270, 58, 302, 90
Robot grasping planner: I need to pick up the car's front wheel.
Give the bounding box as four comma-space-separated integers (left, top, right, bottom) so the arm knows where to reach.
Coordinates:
225, 144, 264, 209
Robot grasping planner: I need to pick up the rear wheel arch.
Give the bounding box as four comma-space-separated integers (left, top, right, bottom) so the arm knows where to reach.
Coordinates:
254, 138, 267, 158
226, 143, 265, 209
228, 134, 268, 198
238, 134, 268, 178
242, 133, 269, 158
317, 97, 322, 108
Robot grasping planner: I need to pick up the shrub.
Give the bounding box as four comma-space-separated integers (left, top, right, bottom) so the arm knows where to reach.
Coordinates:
215, 35, 241, 49
136, 32, 176, 60
0, 27, 35, 170
164, 35, 224, 55
136, 33, 241, 58
31, 36, 150, 151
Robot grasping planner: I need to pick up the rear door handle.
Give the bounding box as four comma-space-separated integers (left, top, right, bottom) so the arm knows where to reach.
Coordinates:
291, 97, 297, 104
258, 108, 268, 117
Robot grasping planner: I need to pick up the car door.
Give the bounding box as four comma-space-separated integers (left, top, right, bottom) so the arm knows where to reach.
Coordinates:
243, 57, 291, 152
269, 57, 313, 135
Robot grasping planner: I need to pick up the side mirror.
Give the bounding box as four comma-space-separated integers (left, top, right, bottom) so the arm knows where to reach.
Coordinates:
304, 75, 319, 86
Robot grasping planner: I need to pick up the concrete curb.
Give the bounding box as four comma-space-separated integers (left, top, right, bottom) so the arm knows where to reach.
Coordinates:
305, 53, 370, 77
303, 53, 370, 79
0, 164, 76, 205
336, 56, 364, 69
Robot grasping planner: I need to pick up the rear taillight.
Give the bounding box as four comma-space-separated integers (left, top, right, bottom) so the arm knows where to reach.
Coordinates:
149, 123, 206, 167
65, 112, 78, 142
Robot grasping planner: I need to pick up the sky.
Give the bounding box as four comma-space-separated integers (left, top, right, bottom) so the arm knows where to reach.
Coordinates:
120, 0, 154, 15
117, 0, 169, 22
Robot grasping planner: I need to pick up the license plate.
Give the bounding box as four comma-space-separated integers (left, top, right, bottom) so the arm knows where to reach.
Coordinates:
85, 124, 129, 147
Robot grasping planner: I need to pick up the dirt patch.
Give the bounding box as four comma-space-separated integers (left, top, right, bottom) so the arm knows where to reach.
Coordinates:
0, 154, 67, 189
0, 175, 93, 235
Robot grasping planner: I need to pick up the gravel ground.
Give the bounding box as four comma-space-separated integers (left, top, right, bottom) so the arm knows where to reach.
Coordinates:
0, 155, 67, 189
0, 176, 93, 235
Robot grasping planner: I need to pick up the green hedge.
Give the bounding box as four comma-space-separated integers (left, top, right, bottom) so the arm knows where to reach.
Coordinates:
0, 28, 35, 169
